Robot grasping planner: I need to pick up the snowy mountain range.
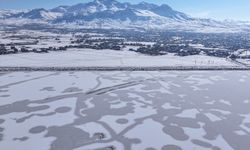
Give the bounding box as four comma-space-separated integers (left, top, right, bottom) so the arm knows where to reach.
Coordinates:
1, 0, 250, 32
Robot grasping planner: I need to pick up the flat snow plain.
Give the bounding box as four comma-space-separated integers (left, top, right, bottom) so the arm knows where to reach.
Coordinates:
0, 71, 250, 150
0, 49, 237, 67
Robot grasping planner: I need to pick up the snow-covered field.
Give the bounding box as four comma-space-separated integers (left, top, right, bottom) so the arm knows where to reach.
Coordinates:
237, 59, 250, 66
0, 48, 237, 67
0, 71, 250, 150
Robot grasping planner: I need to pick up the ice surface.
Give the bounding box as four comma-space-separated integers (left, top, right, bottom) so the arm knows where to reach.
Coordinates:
0, 71, 250, 150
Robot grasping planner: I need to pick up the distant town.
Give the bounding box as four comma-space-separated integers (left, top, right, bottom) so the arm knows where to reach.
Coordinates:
1, 27, 250, 61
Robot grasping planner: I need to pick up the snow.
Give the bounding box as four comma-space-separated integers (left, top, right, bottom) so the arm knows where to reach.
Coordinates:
0, 9, 28, 19
176, 109, 200, 119
0, 18, 49, 26
237, 59, 250, 66
52, 17, 249, 33
238, 50, 250, 57
1, 71, 250, 150
0, 11, 248, 33
40, 11, 63, 20
134, 10, 161, 17
0, 49, 237, 67
1, 17, 245, 33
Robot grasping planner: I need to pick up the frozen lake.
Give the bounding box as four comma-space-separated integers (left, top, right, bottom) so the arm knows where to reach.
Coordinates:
0, 71, 250, 150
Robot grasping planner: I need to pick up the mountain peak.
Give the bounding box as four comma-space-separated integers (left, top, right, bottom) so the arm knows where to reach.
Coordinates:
139, 1, 151, 5
93, 0, 119, 5
134, 1, 158, 10
159, 4, 172, 10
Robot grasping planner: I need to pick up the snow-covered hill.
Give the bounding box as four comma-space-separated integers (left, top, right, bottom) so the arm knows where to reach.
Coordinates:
0, 9, 28, 19
0, 0, 250, 32
10, 8, 63, 20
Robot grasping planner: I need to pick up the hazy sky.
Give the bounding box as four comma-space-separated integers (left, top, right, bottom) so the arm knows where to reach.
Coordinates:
0, 0, 250, 21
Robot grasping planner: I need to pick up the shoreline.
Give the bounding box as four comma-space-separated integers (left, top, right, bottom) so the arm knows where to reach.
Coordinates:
0, 66, 250, 71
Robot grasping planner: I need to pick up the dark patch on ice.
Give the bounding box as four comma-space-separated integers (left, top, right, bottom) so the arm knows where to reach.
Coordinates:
191, 139, 212, 148
0, 127, 4, 141
0, 94, 10, 97
163, 125, 189, 141
0, 119, 5, 124
45, 126, 91, 150
105, 146, 116, 150
55, 107, 71, 113
0, 89, 8, 93
116, 118, 129, 124
95, 145, 116, 150
29, 126, 47, 134
245, 123, 250, 128
15, 112, 56, 123
40, 87, 55, 92
13, 136, 29, 141
0, 100, 50, 115
0, 133, 3, 141
162, 145, 182, 150
62, 87, 82, 93
212, 146, 222, 150
145, 147, 157, 150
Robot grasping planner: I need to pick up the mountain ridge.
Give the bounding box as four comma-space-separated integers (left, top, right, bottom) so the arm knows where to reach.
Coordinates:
0, 0, 250, 33
0, 0, 191, 21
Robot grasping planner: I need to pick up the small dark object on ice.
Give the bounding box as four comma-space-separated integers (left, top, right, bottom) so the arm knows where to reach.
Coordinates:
93, 132, 105, 140
105, 146, 116, 150
95, 145, 116, 150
